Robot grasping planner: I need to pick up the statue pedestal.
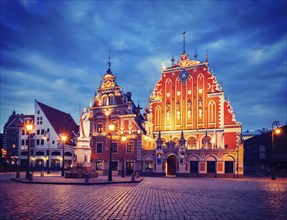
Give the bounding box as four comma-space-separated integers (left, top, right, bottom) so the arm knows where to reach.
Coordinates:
74, 139, 91, 167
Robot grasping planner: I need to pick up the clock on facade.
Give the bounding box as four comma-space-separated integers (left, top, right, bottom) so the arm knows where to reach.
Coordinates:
179, 69, 189, 84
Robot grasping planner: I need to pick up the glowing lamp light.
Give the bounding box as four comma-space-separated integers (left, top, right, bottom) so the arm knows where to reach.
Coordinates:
25, 123, 33, 132
109, 124, 115, 132
121, 136, 127, 142
275, 128, 281, 135
61, 135, 67, 142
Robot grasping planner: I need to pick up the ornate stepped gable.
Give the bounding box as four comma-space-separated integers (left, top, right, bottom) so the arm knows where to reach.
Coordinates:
144, 51, 241, 150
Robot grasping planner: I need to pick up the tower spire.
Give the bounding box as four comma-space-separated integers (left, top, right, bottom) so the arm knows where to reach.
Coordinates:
107, 48, 112, 70
182, 31, 186, 54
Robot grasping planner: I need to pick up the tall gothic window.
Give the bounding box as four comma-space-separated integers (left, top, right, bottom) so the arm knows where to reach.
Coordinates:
208, 101, 216, 123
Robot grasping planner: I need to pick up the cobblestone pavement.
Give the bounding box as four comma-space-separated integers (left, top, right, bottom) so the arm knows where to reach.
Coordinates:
1, 176, 286, 220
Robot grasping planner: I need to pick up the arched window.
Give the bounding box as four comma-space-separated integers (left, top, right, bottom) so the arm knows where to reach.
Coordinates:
102, 96, 108, 106
187, 136, 197, 149
208, 101, 216, 123
202, 136, 212, 149
36, 151, 44, 156
65, 152, 72, 157
155, 106, 161, 130
51, 151, 61, 156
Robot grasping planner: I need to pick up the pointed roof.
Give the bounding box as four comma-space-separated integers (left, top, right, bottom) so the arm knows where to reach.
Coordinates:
36, 100, 78, 140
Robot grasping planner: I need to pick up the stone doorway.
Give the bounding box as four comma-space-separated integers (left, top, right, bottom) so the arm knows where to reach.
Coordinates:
167, 155, 176, 176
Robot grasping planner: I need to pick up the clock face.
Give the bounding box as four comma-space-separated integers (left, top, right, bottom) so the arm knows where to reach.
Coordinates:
179, 69, 189, 83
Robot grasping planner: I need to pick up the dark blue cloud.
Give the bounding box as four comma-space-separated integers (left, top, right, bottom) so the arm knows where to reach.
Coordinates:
1, 0, 286, 132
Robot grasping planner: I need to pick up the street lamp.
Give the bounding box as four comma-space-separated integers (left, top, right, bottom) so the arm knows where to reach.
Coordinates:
43, 129, 50, 174
121, 136, 127, 177
271, 121, 281, 180
25, 123, 34, 179
108, 123, 115, 181
61, 134, 67, 177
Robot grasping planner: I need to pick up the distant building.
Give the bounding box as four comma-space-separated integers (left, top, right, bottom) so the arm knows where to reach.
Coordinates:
242, 128, 270, 140
244, 124, 287, 176
2, 110, 33, 166
18, 100, 79, 169
89, 68, 146, 176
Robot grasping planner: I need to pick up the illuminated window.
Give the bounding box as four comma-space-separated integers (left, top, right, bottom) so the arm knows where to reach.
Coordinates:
97, 124, 103, 133
145, 161, 153, 171
126, 142, 134, 152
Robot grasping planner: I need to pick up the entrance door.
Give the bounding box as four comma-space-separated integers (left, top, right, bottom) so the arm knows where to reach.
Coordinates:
167, 155, 176, 176
225, 161, 234, 174
190, 161, 198, 174
207, 161, 216, 173
126, 162, 134, 175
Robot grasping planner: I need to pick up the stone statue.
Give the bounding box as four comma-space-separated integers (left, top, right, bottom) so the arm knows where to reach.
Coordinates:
79, 108, 90, 139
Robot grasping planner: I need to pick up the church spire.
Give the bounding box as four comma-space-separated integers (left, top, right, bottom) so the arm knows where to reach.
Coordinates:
107, 48, 112, 72
182, 31, 186, 54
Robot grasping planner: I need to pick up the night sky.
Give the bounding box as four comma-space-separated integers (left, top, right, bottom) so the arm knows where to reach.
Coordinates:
1, 0, 286, 132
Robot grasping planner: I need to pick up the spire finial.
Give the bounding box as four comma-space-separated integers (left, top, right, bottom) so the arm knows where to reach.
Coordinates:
205, 50, 208, 62
182, 31, 186, 53
107, 48, 112, 69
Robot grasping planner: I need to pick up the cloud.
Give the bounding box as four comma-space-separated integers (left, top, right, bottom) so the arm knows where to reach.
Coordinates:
1, 0, 286, 132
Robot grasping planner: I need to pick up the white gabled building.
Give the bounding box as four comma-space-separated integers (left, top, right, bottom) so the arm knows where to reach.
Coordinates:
18, 100, 79, 169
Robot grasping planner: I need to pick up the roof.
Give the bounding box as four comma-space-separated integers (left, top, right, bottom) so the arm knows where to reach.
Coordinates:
36, 100, 79, 141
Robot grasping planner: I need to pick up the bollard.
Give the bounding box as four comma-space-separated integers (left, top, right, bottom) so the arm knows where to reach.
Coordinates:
40, 170, 44, 177
16, 171, 20, 179
136, 171, 139, 178
131, 173, 135, 182
28, 172, 33, 181
84, 173, 89, 183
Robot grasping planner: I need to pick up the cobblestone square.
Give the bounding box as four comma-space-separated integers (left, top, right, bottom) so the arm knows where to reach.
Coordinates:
1, 176, 286, 219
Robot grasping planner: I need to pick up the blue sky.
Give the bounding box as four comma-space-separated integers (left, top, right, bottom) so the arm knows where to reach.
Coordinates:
1, 0, 286, 132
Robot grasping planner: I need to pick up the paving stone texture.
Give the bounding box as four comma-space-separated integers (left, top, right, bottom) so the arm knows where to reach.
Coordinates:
1, 175, 286, 220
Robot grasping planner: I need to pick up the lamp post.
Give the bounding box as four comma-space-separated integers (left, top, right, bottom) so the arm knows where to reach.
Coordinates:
271, 121, 281, 180
25, 123, 34, 179
108, 123, 115, 181
61, 134, 67, 177
121, 136, 127, 177
43, 129, 50, 174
